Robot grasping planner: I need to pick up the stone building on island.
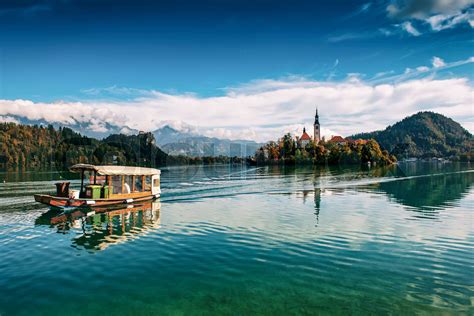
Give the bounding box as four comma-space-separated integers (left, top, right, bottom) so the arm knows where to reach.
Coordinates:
299, 127, 312, 147
298, 108, 321, 147
313, 108, 320, 143
298, 108, 365, 147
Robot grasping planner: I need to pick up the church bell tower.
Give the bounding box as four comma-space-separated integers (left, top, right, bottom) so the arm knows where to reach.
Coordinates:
314, 108, 320, 143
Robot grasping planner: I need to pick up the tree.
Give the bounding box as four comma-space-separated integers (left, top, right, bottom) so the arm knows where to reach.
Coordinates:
253, 133, 395, 166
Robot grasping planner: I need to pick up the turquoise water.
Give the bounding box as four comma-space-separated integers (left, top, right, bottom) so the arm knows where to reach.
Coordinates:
0, 163, 473, 315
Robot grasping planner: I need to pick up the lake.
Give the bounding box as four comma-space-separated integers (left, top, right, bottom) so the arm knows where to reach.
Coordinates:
0, 162, 473, 315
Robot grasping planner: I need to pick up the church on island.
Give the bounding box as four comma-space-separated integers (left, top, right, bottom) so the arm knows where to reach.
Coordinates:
297, 108, 363, 147
298, 108, 320, 147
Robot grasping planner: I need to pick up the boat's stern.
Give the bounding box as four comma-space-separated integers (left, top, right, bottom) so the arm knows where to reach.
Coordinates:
151, 174, 161, 197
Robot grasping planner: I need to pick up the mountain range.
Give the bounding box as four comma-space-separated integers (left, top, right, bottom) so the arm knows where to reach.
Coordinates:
153, 112, 473, 160
3, 116, 264, 158
153, 125, 263, 157
1, 112, 472, 167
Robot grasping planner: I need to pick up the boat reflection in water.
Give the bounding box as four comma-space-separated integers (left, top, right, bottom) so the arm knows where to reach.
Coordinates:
35, 201, 161, 251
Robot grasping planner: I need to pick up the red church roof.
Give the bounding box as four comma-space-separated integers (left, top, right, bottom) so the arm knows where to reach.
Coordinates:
329, 136, 346, 142
300, 131, 312, 141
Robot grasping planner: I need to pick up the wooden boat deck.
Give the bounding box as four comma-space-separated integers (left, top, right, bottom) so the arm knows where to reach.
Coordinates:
34, 193, 160, 208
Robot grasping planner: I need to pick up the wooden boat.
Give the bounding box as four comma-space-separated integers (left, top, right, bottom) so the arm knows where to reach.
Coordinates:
34, 164, 161, 208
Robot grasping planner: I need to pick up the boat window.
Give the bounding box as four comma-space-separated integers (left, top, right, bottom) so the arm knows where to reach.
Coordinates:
144, 176, 151, 192
111, 176, 123, 194
134, 176, 143, 192
89, 175, 106, 185
153, 178, 160, 188
124, 175, 132, 194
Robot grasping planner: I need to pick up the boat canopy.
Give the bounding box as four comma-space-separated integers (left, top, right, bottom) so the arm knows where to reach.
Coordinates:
69, 164, 160, 176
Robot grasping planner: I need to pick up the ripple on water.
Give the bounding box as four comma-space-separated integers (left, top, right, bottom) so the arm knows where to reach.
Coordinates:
0, 164, 473, 315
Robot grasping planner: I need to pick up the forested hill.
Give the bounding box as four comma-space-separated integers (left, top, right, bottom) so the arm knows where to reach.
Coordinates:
351, 112, 473, 159
0, 123, 169, 168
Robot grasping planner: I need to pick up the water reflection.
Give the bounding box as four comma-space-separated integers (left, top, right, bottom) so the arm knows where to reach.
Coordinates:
374, 167, 474, 213
298, 163, 474, 220
1, 163, 473, 314
35, 202, 161, 251
314, 188, 321, 226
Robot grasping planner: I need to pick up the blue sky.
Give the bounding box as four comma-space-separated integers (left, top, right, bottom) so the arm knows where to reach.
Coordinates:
0, 0, 473, 140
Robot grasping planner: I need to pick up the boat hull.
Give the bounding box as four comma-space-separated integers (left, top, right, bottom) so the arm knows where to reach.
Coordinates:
34, 193, 160, 208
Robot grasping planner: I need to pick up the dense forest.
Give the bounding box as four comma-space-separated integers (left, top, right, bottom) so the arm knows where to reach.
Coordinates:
351, 112, 473, 160
252, 133, 396, 166
0, 123, 243, 169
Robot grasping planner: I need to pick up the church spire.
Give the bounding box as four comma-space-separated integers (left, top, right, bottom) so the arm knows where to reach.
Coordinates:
313, 107, 321, 143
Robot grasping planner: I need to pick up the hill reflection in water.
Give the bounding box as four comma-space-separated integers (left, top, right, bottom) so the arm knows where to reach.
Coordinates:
375, 168, 473, 213
292, 162, 473, 218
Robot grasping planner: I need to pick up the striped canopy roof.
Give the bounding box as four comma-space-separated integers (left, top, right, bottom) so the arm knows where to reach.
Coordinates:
69, 164, 160, 176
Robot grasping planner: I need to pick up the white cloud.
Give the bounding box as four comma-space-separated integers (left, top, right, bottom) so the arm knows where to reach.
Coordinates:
327, 28, 396, 43
426, 9, 474, 30
327, 32, 375, 43
119, 126, 136, 135
401, 21, 422, 36
416, 66, 430, 72
387, 0, 474, 33
199, 125, 338, 143
372, 70, 396, 79
339, 2, 373, 21
155, 120, 200, 135
370, 56, 473, 83
0, 72, 473, 143
0, 116, 20, 124
432, 56, 446, 68
0, 99, 129, 127
387, 0, 474, 19
81, 85, 153, 98
88, 119, 109, 133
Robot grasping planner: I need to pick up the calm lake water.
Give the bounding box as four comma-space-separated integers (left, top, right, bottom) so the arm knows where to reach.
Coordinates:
0, 163, 473, 315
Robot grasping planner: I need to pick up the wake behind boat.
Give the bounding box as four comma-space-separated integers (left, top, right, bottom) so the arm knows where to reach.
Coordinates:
34, 164, 161, 208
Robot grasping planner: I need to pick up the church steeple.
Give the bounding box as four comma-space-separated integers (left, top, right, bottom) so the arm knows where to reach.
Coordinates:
313, 107, 320, 143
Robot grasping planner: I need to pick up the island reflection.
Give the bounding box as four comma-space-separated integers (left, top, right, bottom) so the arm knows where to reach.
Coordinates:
374, 164, 473, 213
294, 162, 473, 218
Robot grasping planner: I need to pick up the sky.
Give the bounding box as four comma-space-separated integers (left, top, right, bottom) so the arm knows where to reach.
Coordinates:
0, 0, 473, 142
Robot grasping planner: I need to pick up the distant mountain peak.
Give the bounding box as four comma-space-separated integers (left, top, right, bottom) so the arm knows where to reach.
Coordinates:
154, 120, 199, 136
152, 124, 263, 157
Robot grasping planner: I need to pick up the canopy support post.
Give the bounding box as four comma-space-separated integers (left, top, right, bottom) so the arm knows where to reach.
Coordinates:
80, 170, 85, 196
